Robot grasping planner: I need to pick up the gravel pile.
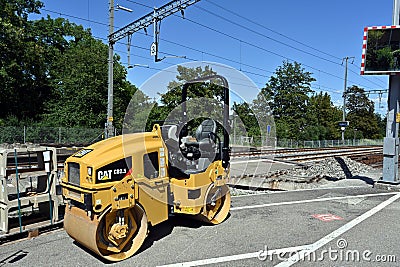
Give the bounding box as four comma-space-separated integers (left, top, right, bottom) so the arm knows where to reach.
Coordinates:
229, 156, 374, 192
287, 156, 373, 180
230, 156, 373, 182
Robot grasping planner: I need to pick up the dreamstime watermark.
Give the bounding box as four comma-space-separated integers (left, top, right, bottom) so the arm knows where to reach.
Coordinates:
257, 238, 397, 264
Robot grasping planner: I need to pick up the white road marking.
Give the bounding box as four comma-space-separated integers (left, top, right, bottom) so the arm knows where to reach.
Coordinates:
264, 185, 373, 194
158, 193, 399, 267
231, 192, 397, 211
231, 185, 369, 198
231, 158, 295, 165
275, 193, 400, 267
157, 245, 310, 267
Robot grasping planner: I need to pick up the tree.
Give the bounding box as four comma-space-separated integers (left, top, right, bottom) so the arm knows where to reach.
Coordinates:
302, 92, 342, 140
155, 65, 225, 133
376, 114, 386, 138
232, 90, 275, 143
232, 102, 260, 138
345, 85, 381, 139
261, 61, 315, 139
0, 0, 48, 121
38, 17, 136, 128
160, 65, 222, 108
123, 89, 156, 133
0, 8, 137, 129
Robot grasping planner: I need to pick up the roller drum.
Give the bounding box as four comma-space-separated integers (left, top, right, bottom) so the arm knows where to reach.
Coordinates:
64, 204, 148, 262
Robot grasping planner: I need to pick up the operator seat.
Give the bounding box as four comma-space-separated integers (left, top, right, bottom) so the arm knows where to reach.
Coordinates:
195, 119, 217, 151
181, 119, 217, 161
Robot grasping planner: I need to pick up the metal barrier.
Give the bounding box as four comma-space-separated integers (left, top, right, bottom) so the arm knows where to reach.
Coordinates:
0, 144, 64, 235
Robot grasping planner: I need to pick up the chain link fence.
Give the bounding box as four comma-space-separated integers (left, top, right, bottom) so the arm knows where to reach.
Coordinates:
230, 135, 276, 147
231, 136, 383, 148
0, 128, 384, 148
0, 126, 104, 145
278, 139, 383, 148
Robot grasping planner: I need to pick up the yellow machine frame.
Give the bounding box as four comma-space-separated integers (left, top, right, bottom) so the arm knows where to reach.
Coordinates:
61, 75, 231, 261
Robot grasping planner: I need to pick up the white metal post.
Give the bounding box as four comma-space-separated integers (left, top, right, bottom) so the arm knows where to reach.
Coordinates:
382, 0, 400, 183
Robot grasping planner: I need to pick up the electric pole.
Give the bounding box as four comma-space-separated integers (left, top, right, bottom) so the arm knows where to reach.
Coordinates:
105, 0, 200, 139
106, 0, 115, 139
341, 56, 354, 143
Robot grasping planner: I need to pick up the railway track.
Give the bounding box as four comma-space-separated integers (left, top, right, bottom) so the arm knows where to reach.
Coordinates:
275, 147, 382, 163
55, 145, 384, 167
231, 146, 383, 165
54, 146, 384, 167
349, 153, 388, 169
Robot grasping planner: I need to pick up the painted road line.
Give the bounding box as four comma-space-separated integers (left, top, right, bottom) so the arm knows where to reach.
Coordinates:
231, 159, 295, 165
231, 185, 369, 198
158, 193, 400, 267
275, 193, 400, 267
157, 245, 310, 267
264, 185, 373, 194
230, 192, 397, 211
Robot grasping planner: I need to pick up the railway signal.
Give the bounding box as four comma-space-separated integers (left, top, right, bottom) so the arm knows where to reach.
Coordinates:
360, 0, 400, 185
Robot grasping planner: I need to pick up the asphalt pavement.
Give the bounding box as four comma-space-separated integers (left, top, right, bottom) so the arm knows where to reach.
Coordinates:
0, 185, 398, 266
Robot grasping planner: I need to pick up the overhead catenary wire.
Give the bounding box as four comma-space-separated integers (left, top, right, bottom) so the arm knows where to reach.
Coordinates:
123, 0, 377, 90
348, 60, 387, 88
113, 36, 343, 94
36, 11, 360, 103
194, 5, 341, 66
202, 0, 388, 89
41, 6, 375, 94
31, 7, 362, 110
41, 6, 362, 89
203, 0, 342, 62
48, 30, 269, 90
40, 8, 274, 75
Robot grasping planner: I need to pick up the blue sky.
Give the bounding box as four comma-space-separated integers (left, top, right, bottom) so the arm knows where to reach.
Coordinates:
30, 0, 393, 114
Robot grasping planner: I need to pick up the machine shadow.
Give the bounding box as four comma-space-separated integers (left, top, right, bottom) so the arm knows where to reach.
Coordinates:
138, 213, 231, 253
0, 250, 29, 266
348, 175, 375, 185
322, 157, 375, 185
334, 157, 352, 179
72, 241, 110, 264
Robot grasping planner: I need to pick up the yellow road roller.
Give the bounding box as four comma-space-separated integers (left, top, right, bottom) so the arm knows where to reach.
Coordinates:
61, 75, 231, 261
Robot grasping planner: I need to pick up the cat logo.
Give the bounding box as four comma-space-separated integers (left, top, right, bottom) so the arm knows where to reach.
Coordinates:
98, 170, 112, 181
73, 149, 93, 158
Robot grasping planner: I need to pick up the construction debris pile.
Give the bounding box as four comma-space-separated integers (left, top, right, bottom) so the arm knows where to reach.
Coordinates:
231, 156, 372, 181
229, 156, 374, 193
288, 156, 373, 180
